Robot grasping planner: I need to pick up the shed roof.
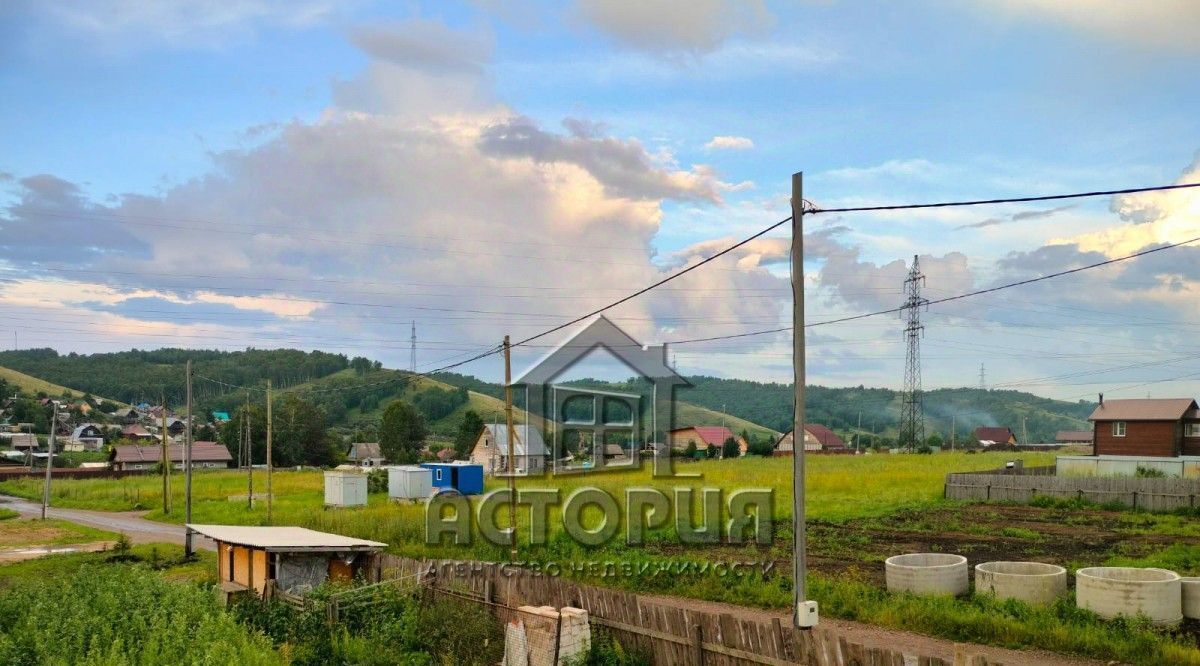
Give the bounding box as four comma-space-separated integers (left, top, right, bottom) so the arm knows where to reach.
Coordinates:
347, 442, 383, 461
186, 524, 386, 552
1088, 398, 1198, 422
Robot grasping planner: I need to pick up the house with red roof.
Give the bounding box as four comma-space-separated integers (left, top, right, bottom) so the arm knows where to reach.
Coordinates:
667, 426, 748, 456
775, 425, 847, 455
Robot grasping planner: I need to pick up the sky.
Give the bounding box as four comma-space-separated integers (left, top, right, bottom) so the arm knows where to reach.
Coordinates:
1, 0, 1200, 402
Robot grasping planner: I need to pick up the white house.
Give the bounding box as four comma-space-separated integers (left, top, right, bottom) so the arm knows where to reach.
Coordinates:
470, 424, 547, 476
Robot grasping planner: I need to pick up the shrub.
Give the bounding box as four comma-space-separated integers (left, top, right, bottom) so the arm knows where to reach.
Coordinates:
367, 468, 388, 494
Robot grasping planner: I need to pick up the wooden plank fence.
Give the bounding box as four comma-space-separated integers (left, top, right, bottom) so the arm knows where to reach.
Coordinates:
945, 472, 1200, 512
378, 555, 1005, 666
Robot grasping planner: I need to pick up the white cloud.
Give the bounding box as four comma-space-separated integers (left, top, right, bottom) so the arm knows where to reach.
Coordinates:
705, 136, 754, 151
572, 0, 772, 54
979, 0, 1200, 52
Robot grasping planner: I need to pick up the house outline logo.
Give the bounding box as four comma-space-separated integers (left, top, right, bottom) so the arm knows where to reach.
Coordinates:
511, 315, 689, 477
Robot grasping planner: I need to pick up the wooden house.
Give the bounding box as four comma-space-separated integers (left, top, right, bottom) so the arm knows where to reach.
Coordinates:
1089, 397, 1200, 457
774, 425, 845, 455
470, 424, 546, 476
667, 426, 747, 454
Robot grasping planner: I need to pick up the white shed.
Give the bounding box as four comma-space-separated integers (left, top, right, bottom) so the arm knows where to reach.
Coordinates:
387, 465, 432, 500
324, 469, 368, 507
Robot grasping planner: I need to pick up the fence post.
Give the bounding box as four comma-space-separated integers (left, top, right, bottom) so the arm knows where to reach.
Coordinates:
985, 485, 991, 501
552, 609, 563, 666
1131, 491, 1138, 510
692, 623, 704, 665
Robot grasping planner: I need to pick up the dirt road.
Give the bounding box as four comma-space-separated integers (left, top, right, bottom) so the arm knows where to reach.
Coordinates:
0, 494, 214, 550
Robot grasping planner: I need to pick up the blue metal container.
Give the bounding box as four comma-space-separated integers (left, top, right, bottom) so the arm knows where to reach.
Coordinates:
420, 462, 484, 495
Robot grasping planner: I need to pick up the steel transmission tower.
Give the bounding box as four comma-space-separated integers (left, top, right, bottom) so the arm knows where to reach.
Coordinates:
899, 255, 928, 451
410, 321, 417, 372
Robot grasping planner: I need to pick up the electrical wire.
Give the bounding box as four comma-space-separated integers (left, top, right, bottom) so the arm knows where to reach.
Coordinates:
804, 182, 1200, 215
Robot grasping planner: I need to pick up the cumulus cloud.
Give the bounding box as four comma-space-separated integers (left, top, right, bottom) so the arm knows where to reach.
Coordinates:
705, 135, 754, 151
1047, 158, 1200, 256
0, 17, 786, 365
349, 19, 493, 74
572, 0, 772, 54
979, 0, 1200, 52
477, 116, 726, 203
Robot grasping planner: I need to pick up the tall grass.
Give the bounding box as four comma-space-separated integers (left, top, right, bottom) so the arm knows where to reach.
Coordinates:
0, 564, 281, 664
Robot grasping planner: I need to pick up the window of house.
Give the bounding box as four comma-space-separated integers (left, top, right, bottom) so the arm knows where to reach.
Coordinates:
1185, 423, 1200, 438
435, 469, 443, 481
1112, 421, 1127, 437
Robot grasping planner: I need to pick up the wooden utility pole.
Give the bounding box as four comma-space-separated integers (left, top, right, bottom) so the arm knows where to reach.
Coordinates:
790, 171, 816, 628
1021, 416, 1028, 447
245, 391, 253, 511
41, 401, 57, 520
951, 415, 956, 452
161, 395, 171, 514
503, 336, 517, 560
856, 411, 862, 452
266, 379, 273, 524
185, 360, 194, 556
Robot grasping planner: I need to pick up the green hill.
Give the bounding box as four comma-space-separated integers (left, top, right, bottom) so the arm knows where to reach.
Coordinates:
0, 364, 120, 404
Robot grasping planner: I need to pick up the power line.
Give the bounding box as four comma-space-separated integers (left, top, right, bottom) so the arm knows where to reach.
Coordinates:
805, 182, 1200, 215
510, 216, 792, 347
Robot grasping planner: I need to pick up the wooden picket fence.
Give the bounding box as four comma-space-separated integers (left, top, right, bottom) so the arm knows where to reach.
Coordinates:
379, 555, 1006, 666
945, 471, 1200, 512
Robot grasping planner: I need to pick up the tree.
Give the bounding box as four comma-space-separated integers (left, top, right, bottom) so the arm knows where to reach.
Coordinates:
721, 436, 740, 459
684, 440, 697, 459
454, 410, 484, 458
706, 443, 719, 459
272, 394, 337, 466
379, 400, 427, 464
747, 437, 775, 457
926, 432, 944, 448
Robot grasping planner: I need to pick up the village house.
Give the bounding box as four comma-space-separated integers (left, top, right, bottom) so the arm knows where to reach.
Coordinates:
1089, 397, 1200, 457
121, 424, 157, 441
108, 441, 233, 471
470, 423, 547, 475
186, 524, 385, 602
973, 426, 1017, 447
775, 425, 846, 455
345, 442, 386, 468
1055, 430, 1094, 447
64, 423, 105, 452
667, 426, 747, 455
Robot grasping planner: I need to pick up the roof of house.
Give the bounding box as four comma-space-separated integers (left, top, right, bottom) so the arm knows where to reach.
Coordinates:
70, 423, 103, 440
603, 443, 628, 457
670, 425, 736, 446
8, 433, 37, 448
1056, 430, 1094, 442
974, 427, 1015, 442
212, 411, 231, 422
483, 424, 547, 456
436, 448, 455, 461
804, 424, 845, 448
346, 442, 383, 461
109, 441, 232, 464
122, 424, 153, 437
1088, 398, 1199, 422
186, 524, 386, 552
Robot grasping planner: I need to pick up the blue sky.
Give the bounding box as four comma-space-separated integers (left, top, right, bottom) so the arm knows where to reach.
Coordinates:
2, 1, 1199, 403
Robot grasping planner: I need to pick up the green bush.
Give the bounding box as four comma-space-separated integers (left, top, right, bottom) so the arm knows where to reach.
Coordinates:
0, 564, 281, 665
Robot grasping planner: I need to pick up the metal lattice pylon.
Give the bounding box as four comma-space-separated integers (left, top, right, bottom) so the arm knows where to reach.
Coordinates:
899, 255, 928, 451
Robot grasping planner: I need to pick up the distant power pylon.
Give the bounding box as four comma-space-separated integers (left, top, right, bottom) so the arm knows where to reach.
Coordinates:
899, 255, 928, 451
410, 321, 417, 373
979, 363, 986, 391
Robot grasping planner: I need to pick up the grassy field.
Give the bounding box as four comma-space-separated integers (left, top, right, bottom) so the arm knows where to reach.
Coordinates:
6, 451, 1200, 664
0, 516, 116, 549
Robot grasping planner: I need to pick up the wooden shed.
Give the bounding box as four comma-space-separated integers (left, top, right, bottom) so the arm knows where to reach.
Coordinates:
187, 524, 386, 601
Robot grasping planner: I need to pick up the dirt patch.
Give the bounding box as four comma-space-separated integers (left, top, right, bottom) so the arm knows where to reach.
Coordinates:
0, 521, 79, 548
0, 540, 115, 562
